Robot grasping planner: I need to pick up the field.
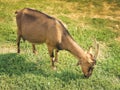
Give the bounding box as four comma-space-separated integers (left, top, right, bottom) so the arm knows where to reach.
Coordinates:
0, 0, 120, 90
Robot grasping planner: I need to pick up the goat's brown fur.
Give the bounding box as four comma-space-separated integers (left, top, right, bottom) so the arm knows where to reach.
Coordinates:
15, 8, 99, 78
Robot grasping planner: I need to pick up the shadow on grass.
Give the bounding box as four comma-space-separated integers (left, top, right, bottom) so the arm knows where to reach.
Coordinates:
54, 70, 84, 82
0, 53, 48, 77
0, 53, 84, 81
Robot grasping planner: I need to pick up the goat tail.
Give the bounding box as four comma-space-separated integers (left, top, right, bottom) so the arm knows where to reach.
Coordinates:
15, 11, 17, 14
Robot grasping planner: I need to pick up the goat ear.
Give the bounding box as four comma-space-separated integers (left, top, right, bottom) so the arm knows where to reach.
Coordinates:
88, 58, 94, 63
76, 61, 81, 66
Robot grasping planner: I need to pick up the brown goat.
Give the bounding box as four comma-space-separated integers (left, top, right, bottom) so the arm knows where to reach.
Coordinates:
15, 8, 99, 78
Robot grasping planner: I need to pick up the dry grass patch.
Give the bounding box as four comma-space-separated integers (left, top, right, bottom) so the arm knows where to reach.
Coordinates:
0, 44, 16, 54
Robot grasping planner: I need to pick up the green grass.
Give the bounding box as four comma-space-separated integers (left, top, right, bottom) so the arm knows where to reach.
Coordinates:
0, 0, 120, 90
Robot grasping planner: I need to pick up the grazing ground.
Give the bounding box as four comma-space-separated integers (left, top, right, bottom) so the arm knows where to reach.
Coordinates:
0, 0, 120, 90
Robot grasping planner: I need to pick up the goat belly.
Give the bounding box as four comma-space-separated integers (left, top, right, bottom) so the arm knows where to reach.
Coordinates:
22, 34, 46, 44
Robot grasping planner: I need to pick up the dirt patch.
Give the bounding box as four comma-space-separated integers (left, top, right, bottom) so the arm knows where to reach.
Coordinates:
115, 37, 120, 42
0, 46, 16, 54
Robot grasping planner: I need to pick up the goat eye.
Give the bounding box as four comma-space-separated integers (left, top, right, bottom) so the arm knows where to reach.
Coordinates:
88, 67, 91, 72
88, 67, 94, 72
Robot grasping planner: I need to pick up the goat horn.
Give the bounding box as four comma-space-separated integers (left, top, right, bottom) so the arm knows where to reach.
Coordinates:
94, 42, 99, 59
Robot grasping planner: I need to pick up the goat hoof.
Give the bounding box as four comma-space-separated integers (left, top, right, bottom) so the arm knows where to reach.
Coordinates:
33, 51, 38, 55
17, 52, 20, 54
55, 60, 58, 62
34, 52, 38, 55
52, 66, 57, 70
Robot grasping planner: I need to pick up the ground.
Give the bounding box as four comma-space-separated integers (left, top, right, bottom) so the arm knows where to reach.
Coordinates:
0, 0, 120, 90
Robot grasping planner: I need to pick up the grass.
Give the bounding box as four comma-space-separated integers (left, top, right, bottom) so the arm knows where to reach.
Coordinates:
0, 0, 120, 90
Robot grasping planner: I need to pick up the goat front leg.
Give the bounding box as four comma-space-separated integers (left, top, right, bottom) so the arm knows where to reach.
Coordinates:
47, 45, 56, 70
55, 49, 59, 62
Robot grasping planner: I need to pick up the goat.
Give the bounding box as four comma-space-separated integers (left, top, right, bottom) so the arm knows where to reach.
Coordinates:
15, 8, 99, 78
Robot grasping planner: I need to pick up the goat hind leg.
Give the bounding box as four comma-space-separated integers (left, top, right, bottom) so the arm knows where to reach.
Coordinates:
17, 35, 21, 53
32, 44, 37, 54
